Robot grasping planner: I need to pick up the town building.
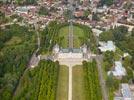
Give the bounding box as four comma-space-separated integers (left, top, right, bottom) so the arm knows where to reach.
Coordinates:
114, 83, 134, 100
98, 41, 116, 52
108, 61, 126, 77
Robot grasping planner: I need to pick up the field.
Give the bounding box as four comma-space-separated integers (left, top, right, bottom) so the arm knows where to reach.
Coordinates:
56, 66, 69, 100
59, 26, 85, 48
72, 66, 86, 100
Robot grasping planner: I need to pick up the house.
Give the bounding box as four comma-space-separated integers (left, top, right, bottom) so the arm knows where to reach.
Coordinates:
92, 28, 103, 36
108, 61, 126, 77
114, 84, 133, 100
74, 10, 84, 18
98, 41, 116, 52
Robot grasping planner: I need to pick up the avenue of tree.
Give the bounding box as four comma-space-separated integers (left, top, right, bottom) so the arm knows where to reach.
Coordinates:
83, 60, 102, 100
13, 61, 59, 100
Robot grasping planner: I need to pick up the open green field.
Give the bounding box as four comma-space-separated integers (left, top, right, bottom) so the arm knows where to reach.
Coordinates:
72, 66, 86, 100
56, 66, 69, 100
59, 26, 84, 48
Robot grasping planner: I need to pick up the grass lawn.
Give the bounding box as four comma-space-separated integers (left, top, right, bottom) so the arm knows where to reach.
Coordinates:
72, 66, 86, 100
5, 36, 22, 45
56, 66, 69, 100
59, 26, 84, 48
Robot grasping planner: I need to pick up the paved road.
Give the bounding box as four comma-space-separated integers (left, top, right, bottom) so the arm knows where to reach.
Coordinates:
95, 55, 108, 100
0, 22, 25, 28
92, 30, 109, 100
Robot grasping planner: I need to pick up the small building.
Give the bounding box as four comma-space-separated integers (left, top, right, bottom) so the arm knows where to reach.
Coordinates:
74, 10, 84, 18
114, 83, 133, 100
98, 41, 116, 52
92, 28, 103, 36
15, 6, 36, 15
108, 61, 126, 77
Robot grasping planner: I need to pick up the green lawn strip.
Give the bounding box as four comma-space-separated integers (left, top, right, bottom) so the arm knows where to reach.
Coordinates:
56, 65, 68, 100
72, 65, 86, 100
58, 26, 85, 48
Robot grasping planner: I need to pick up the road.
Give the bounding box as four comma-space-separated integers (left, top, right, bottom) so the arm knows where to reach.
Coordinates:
68, 2, 74, 99
92, 29, 109, 100
95, 55, 109, 100
0, 22, 25, 28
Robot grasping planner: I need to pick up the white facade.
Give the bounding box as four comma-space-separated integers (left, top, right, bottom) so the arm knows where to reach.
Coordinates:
53, 44, 89, 60
58, 52, 83, 59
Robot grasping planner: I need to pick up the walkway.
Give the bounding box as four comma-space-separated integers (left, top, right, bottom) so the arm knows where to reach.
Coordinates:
68, 21, 74, 48
68, 65, 72, 100
58, 58, 84, 100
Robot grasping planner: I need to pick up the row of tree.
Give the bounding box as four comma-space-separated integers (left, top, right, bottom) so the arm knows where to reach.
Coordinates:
13, 61, 59, 100
83, 60, 102, 100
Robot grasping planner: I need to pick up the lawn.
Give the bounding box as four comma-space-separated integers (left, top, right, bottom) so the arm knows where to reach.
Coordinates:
56, 66, 69, 100
5, 36, 22, 45
59, 26, 84, 48
72, 66, 86, 100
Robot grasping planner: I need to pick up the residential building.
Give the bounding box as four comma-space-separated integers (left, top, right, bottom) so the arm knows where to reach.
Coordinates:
98, 41, 116, 52
108, 61, 126, 77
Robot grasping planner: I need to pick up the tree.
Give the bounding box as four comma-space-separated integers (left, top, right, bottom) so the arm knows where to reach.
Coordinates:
38, 7, 49, 16
131, 28, 134, 37
99, 30, 114, 41
100, 0, 114, 6
106, 73, 114, 88
84, 10, 90, 18
113, 26, 128, 41
63, 9, 72, 19
104, 51, 114, 66
92, 13, 100, 21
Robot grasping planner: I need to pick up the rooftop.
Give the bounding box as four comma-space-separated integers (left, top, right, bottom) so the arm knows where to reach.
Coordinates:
108, 61, 126, 77
121, 84, 132, 98
98, 41, 116, 52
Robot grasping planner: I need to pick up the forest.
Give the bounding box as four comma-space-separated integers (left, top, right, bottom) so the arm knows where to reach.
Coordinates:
0, 24, 36, 99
